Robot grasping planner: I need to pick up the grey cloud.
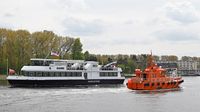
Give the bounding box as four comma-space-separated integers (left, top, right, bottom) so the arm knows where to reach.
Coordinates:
62, 17, 105, 36
155, 29, 199, 42
4, 13, 14, 17
165, 1, 199, 24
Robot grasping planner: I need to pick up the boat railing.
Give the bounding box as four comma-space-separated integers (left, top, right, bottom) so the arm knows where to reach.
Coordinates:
100, 67, 118, 71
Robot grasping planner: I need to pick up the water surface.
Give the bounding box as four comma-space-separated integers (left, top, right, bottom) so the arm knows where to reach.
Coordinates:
0, 77, 199, 112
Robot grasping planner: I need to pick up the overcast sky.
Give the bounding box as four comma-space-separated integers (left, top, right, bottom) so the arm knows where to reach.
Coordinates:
1, 0, 200, 57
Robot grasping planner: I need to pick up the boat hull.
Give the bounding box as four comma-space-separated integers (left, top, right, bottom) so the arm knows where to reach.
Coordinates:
127, 78, 184, 90
8, 79, 125, 87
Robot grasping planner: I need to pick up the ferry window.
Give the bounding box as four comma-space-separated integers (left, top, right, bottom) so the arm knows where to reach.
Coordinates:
65, 72, 69, 77
29, 72, 35, 77
69, 72, 73, 77
55, 72, 61, 77
105, 72, 108, 76
49, 72, 54, 77
100, 72, 118, 77
93, 65, 97, 67
43, 72, 48, 77
78, 72, 82, 77
37, 72, 42, 77
73, 72, 76, 76
75, 72, 81, 77
61, 72, 65, 77
33, 72, 36, 77
84, 73, 87, 79
57, 67, 64, 69
25, 72, 29, 76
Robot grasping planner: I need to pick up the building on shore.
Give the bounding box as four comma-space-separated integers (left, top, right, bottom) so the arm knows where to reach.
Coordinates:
156, 60, 200, 76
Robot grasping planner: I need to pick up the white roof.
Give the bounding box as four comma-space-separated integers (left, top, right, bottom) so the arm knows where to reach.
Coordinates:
21, 66, 51, 71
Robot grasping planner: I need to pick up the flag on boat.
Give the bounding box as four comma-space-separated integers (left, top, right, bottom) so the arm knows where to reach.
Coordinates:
9, 69, 16, 75
50, 51, 59, 57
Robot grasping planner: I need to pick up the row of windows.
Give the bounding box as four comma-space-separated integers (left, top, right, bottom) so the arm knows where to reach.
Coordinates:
144, 82, 177, 87
22, 72, 82, 77
100, 72, 118, 77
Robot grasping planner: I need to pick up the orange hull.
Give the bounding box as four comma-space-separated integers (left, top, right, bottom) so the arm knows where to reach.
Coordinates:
127, 77, 184, 90
126, 53, 184, 90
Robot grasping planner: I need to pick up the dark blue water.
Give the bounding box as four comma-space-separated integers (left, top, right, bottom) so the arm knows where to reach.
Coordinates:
0, 77, 200, 112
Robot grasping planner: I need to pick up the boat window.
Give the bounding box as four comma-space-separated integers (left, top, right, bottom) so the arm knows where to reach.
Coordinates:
36, 72, 42, 77
67, 72, 70, 76
24, 72, 29, 76
93, 65, 98, 67
61, 72, 65, 77
49, 72, 54, 77
31, 60, 52, 66
100, 72, 118, 77
69, 72, 73, 77
143, 74, 147, 80
152, 83, 154, 86
84, 73, 87, 79
43, 72, 48, 77
55, 72, 61, 77
57, 67, 64, 69
63, 72, 82, 77
144, 83, 149, 87
29, 72, 35, 77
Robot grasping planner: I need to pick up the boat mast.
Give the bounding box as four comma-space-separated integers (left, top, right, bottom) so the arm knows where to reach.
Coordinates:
147, 52, 155, 68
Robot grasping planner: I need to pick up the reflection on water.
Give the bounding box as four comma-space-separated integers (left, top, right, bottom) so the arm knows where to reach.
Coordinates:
133, 87, 183, 94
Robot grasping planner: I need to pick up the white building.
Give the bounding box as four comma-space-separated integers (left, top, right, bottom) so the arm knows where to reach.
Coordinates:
177, 61, 197, 70
156, 60, 199, 76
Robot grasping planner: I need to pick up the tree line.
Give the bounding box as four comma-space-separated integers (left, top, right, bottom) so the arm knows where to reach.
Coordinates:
0, 28, 75, 74
1, 28, 200, 74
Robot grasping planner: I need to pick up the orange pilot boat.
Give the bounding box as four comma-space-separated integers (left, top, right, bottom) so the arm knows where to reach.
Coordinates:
127, 53, 184, 90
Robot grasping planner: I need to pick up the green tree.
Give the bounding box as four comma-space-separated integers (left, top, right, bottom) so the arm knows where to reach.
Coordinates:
71, 38, 83, 60
84, 51, 90, 61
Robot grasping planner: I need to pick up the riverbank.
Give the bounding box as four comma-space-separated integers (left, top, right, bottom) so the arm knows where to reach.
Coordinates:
0, 74, 8, 86
0, 74, 7, 81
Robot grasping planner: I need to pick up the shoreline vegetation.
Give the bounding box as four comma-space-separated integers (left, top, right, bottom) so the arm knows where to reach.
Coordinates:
1, 28, 200, 75
0, 74, 8, 86
0, 74, 7, 80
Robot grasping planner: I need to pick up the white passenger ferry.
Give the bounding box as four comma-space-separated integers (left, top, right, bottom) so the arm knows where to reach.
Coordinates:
7, 59, 125, 87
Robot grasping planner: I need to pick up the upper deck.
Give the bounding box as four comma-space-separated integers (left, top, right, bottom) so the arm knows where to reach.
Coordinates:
22, 58, 121, 72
